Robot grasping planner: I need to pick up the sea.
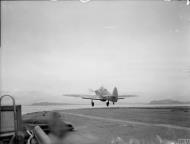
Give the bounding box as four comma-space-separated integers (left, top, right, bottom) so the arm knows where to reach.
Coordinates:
22, 103, 190, 114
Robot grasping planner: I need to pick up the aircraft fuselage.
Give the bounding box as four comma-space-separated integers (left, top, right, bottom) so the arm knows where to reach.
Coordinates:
94, 87, 118, 103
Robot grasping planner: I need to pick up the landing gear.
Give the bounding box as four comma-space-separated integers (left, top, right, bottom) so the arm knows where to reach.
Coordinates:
91, 100, 94, 107
106, 101, 109, 107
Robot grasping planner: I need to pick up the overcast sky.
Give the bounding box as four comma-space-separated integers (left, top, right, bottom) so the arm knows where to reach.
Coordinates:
1, 1, 190, 103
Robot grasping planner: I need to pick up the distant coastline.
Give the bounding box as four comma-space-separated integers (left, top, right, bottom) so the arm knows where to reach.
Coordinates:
31, 99, 190, 106
149, 99, 190, 105
31, 102, 86, 106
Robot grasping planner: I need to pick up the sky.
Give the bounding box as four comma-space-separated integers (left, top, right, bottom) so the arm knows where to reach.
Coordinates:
1, 0, 190, 104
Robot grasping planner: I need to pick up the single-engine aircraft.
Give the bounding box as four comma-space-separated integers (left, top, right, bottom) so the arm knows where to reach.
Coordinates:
63, 86, 137, 107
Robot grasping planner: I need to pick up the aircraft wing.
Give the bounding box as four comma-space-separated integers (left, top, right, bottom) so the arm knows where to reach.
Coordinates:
82, 97, 103, 100
118, 94, 137, 99
63, 94, 102, 100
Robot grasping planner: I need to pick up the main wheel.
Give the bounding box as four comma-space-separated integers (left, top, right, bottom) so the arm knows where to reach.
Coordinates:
106, 101, 109, 107
91, 101, 94, 107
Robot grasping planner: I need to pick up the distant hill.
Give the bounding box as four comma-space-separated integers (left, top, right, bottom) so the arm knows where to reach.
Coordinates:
0, 90, 58, 105
0, 90, 85, 105
31, 102, 80, 106
149, 99, 190, 105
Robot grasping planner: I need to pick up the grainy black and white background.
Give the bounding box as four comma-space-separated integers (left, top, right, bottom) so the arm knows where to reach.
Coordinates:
1, 0, 190, 105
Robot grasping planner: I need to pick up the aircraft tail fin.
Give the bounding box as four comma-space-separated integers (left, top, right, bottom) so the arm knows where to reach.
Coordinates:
112, 87, 118, 98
